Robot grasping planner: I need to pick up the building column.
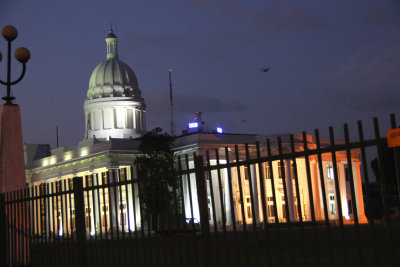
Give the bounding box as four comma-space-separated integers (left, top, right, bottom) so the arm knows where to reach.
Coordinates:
354, 162, 367, 223
285, 160, 295, 221
127, 166, 141, 230
92, 172, 100, 234
311, 160, 322, 220
46, 182, 53, 235
107, 168, 120, 232
250, 164, 260, 224
338, 163, 350, 220
224, 168, 232, 225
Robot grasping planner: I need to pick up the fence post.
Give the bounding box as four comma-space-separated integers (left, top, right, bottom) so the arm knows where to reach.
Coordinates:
0, 193, 6, 267
194, 155, 212, 267
73, 177, 87, 267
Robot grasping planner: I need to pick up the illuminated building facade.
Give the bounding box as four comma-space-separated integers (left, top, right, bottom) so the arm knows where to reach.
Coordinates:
24, 30, 367, 235
172, 133, 367, 225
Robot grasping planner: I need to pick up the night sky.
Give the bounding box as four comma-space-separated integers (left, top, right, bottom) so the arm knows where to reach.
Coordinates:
1, 0, 399, 148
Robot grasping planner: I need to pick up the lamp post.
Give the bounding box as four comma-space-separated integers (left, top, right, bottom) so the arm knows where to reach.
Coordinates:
0, 26, 30, 265
0, 25, 30, 105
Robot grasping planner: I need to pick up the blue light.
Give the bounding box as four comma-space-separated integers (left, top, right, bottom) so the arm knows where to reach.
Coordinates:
188, 122, 199, 129
216, 127, 223, 134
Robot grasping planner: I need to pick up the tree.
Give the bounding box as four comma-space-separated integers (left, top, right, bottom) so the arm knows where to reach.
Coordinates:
134, 128, 181, 231
371, 145, 399, 215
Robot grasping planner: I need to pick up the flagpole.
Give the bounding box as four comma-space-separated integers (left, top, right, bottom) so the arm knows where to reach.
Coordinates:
169, 68, 175, 136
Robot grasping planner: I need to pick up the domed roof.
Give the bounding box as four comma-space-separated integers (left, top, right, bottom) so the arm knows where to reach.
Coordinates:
85, 30, 143, 101
87, 58, 142, 99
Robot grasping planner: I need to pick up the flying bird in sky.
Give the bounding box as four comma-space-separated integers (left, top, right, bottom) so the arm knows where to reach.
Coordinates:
259, 67, 270, 72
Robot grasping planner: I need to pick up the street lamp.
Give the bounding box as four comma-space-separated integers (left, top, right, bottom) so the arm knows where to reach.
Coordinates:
0, 25, 30, 105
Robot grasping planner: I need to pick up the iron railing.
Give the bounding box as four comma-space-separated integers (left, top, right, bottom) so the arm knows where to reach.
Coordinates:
1, 114, 400, 266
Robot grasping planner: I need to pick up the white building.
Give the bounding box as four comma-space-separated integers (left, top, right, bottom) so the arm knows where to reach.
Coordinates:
24, 30, 367, 236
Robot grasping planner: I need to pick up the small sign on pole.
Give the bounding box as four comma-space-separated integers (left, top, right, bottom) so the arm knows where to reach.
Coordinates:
387, 128, 400, 148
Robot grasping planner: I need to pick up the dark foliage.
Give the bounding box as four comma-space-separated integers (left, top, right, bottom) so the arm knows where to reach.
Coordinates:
371, 144, 399, 213
134, 128, 181, 229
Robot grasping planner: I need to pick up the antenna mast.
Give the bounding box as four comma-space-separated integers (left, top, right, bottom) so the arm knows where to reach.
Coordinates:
169, 68, 175, 136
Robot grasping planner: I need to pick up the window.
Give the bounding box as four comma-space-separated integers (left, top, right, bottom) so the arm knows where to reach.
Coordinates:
102, 172, 108, 184
246, 198, 250, 203
85, 216, 90, 228
243, 166, 250, 180
101, 215, 106, 228
56, 181, 62, 192
328, 194, 336, 215
68, 179, 74, 189
344, 165, 349, 181
348, 200, 353, 214
85, 208, 91, 230
327, 164, 334, 180
85, 175, 93, 187
119, 168, 126, 182
120, 212, 126, 227
120, 205, 126, 227
294, 203, 299, 220
282, 204, 287, 220
268, 205, 275, 217
39, 183, 46, 195
71, 218, 76, 232
278, 162, 284, 179
290, 163, 296, 180
330, 204, 336, 215
247, 206, 252, 218
265, 163, 271, 179
267, 197, 274, 202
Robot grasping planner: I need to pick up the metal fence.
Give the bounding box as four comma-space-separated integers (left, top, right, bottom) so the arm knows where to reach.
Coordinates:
1, 114, 400, 266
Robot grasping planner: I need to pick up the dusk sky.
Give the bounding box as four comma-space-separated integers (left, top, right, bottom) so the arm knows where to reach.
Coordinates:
1, 0, 399, 148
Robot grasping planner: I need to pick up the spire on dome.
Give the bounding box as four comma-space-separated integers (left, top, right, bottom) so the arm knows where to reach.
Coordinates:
107, 24, 116, 38
106, 26, 118, 59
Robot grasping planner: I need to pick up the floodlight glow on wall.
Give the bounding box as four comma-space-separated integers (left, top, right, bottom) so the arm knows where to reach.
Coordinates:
42, 159, 49, 167
64, 153, 72, 161
80, 148, 89, 157
49, 157, 56, 165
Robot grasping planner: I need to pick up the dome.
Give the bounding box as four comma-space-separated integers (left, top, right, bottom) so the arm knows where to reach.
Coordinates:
85, 29, 143, 101
83, 29, 146, 141
87, 58, 142, 100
